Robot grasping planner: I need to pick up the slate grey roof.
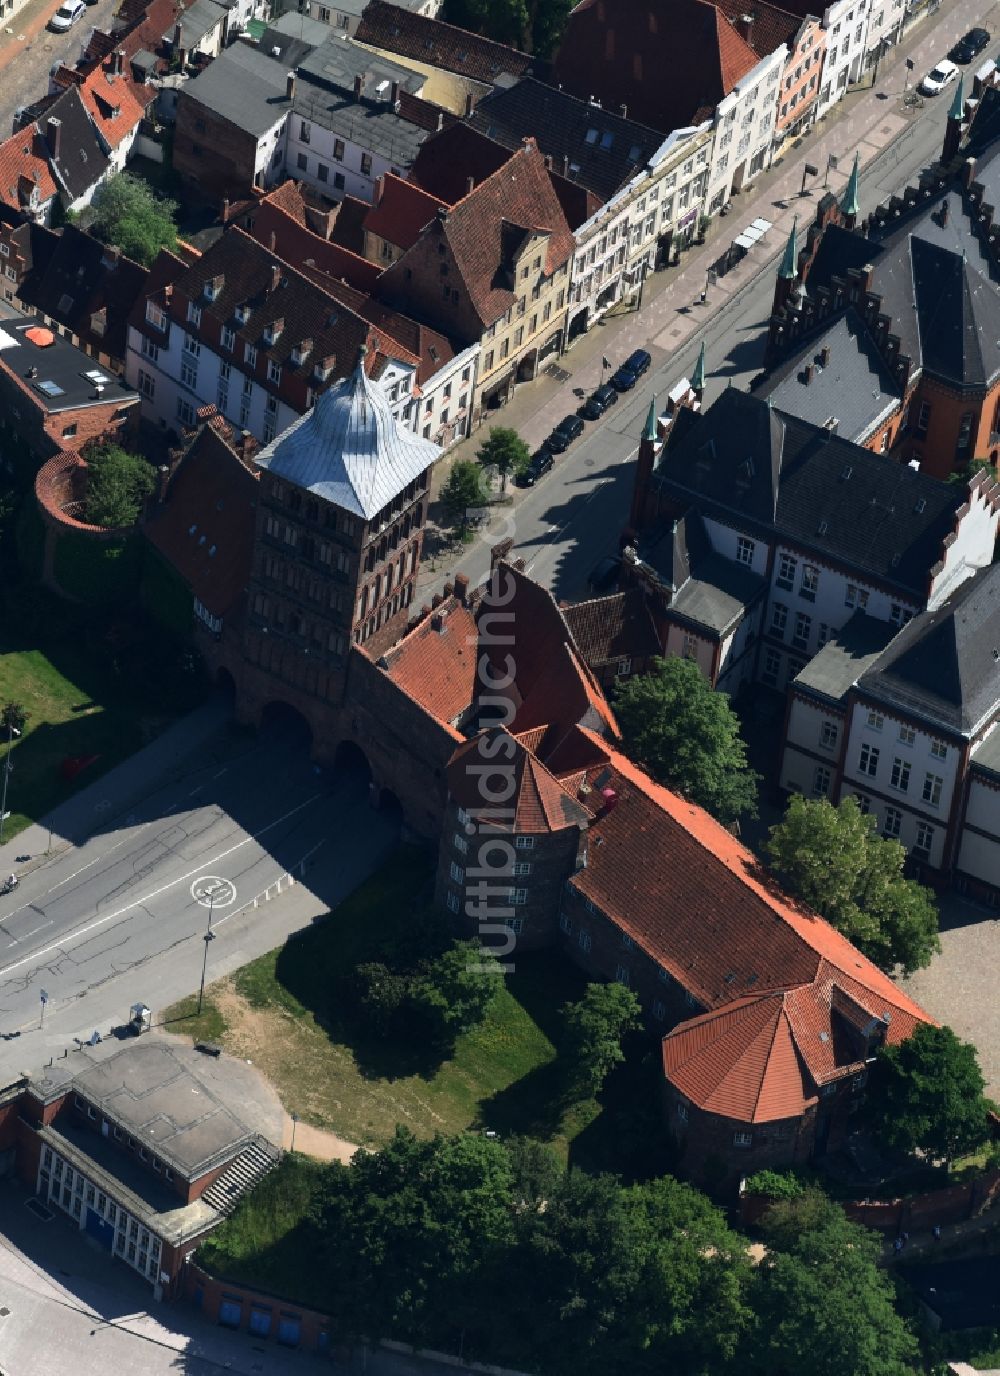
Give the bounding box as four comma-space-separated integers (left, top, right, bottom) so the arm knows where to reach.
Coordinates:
970, 724, 1000, 780
652, 389, 965, 598
169, 0, 226, 50
292, 33, 428, 167
668, 553, 767, 636
793, 611, 896, 705
255, 350, 440, 517
470, 78, 665, 202
181, 43, 292, 135
259, 12, 331, 64
45, 86, 110, 202
758, 309, 901, 441
858, 563, 1000, 734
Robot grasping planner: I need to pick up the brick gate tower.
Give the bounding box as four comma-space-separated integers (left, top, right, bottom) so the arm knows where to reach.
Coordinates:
236, 348, 441, 738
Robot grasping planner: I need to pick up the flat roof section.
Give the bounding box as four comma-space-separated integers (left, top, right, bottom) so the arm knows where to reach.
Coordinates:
0, 316, 138, 414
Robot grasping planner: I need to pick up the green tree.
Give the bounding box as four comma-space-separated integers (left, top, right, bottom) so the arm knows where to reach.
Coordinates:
314, 1127, 515, 1348
505, 1135, 562, 1207
84, 444, 157, 528
476, 426, 531, 492
766, 795, 940, 973
1, 703, 27, 735
562, 981, 641, 1101
509, 1170, 752, 1375
869, 1023, 992, 1165
91, 173, 178, 266
613, 655, 759, 824
439, 459, 490, 538
749, 1197, 919, 1376
441, 0, 529, 48
411, 939, 501, 1046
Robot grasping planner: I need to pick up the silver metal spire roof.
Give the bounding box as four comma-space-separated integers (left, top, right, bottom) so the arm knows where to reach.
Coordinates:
255, 352, 440, 519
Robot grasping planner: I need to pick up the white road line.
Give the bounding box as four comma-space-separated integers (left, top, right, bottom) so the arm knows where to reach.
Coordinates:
8, 921, 52, 947
0, 792, 324, 978
38, 828, 147, 900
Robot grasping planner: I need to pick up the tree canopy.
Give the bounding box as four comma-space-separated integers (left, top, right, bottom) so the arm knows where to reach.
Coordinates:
441, 0, 573, 56
765, 795, 940, 973
352, 937, 500, 1049
476, 426, 531, 491
868, 1022, 993, 1165
561, 981, 642, 1101
1, 703, 27, 735
750, 1192, 920, 1376
84, 444, 157, 528
439, 459, 490, 537
90, 174, 178, 266
613, 656, 759, 824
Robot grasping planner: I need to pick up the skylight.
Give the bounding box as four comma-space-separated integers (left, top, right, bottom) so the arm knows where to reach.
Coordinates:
600, 131, 613, 150
36, 379, 64, 397
584, 128, 599, 144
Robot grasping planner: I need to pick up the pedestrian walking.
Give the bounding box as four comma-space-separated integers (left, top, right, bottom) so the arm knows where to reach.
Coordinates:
893, 1236, 903, 1254
932, 1225, 941, 1242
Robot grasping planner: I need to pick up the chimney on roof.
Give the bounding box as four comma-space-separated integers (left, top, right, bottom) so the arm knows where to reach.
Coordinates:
562, 153, 569, 176
464, 91, 474, 117
269, 230, 277, 252
454, 572, 469, 605
173, 20, 183, 50
599, 787, 618, 815
939, 198, 950, 226
431, 612, 445, 632
221, 197, 230, 223
269, 264, 281, 293
619, 102, 627, 117
374, 174, 384, 205
353, 73, 365, 100
286, 70, 296, 101
443, 581, 454, 597
114, 47, 124, 75
102, 243, 120, 267
390, 79, 399, 105
239, 429, 259, 462
164, 283, 173, 300
45, 117, 61, 160
436, 110, 444, 131
466, 174, 475, 195
962, 156, 978, 190
735, 12, 754, 41
803, 362, 815, 384
820, 345, 831, 366
436, 205, 448, 222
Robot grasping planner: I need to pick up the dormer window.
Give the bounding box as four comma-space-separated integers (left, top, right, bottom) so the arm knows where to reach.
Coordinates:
145, 300, 167, 330
187, 301, 201, 326
235, 303, 250, 325
291, 337, 312, 365
264, 317, 283, 345
204, 274, 224, 302
314, 356, 334, 381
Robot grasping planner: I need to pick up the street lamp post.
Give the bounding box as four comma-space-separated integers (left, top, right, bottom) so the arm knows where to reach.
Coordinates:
290, 1112, 299, 1153
197, 892, 216, 1016
0, 719, 21, 845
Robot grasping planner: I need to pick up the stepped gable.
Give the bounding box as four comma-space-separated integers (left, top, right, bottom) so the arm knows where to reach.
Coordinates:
446, 727, 592, 834
254, 348, 440, 519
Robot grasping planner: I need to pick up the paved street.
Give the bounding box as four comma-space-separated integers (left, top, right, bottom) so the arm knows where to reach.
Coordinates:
420, 0, 1000, 603
0, 0, 121, 133
0, 708, 399, 1084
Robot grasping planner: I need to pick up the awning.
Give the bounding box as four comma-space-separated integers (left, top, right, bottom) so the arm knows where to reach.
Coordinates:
741, 225, 765, 243
751, 217, 773, 233
733, 234, 756, 249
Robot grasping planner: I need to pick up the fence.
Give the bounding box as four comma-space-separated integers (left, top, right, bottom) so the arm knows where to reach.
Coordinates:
740, 1168, 1000, 1234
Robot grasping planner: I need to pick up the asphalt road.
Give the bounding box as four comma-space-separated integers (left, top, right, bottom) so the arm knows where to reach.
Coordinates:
0, 0, 121, 134
436, 63, 978, 604
0, 723, 398, 1080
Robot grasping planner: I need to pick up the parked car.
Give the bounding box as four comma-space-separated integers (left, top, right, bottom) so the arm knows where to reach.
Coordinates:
950, 27, 989, 63
623, 348, 652, 377
919, 58, 960, 94
610, 365, 639, 392
518, 448, 554, 486
49, 0, 86, 29
547, 413, 585, 452
581, 383, 619, 420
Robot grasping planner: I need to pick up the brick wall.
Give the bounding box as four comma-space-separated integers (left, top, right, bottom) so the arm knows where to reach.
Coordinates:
667, 1086, 818, 1194
173, 96, 265, 202
185, 1260, 333, 1351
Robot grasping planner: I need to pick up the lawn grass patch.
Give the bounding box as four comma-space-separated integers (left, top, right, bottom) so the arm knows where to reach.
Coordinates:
197, 1154, 329, 1311
164, 845, 664, 1167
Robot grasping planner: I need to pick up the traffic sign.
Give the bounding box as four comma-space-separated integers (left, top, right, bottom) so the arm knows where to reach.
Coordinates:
39, 989, 48, 1005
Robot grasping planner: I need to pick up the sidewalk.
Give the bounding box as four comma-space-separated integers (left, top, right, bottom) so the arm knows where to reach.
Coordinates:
422, 0, 986, 536
0, 0, 70, 73
882, 1206, 1000, 1265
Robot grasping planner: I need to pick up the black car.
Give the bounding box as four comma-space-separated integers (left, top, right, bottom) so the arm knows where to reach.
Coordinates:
547, 413, 585, 451
623, 348, 652, 377
581, 383, 620, 420
610, 365, 639, 392
951, 27, 989, 62
518, 448, 554, 486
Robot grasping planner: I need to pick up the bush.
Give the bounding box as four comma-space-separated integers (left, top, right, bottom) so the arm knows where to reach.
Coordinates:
349, 937, 501, 1049
743, 1169, 805, 1201
84, 443, 156, 528
91, 173, 178, 266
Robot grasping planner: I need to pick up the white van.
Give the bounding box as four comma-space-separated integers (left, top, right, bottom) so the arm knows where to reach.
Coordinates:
49, 0, 86, 31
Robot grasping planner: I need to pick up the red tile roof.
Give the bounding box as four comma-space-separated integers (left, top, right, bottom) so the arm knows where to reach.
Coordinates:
409, 123, 517, 207
552, 0, 763, 132
447, 728, 592, 834
364, 173, 447, 252
143, 424, 258, 618
246, 184, 381, 293
563, 589, 661, 667
0, 128, 57, 212
380, 597, 479, 724
568, 731, 931, 1027
78, 56, 152, 150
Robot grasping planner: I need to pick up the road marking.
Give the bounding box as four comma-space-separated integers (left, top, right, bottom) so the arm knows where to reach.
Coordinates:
0, 792, 324, 978
190, 875, 237, 908
8, 921, 52, 947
